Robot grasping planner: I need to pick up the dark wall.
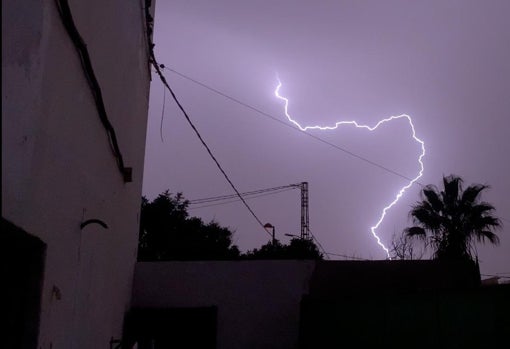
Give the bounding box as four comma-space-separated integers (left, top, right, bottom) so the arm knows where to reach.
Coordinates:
300, 261, 509, 349
308, 260, 481, 297
1, 218, 46, 349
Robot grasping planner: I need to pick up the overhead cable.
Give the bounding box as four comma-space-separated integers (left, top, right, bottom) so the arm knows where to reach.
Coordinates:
55, 0, 131, 182
189, 187, 298, 210
323, 252, 368, 260
143, 0, 270, 237
163, 67, 422, 185
189, 183, 301, 204
163, 69, 510, 226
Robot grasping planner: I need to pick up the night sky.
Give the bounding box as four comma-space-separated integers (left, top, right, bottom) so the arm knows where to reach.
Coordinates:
142, 0, 510, 276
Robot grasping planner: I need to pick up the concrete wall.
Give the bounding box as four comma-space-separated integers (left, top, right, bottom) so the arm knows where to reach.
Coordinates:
132, 260, 487, 349
132, 261, 316, 349
2, 0, 152, 347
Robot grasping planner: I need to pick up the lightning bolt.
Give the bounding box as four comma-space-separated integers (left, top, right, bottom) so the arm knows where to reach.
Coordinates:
274, 79, 425, 258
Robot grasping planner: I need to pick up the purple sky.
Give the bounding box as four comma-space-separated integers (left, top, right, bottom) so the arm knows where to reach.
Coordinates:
143, 0, 510, 276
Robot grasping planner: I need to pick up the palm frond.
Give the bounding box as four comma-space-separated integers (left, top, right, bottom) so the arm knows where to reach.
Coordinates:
472, 215, 502, 230
473, 230, 500, 245
442, 175, 462, 210
410, 205, 442, 230
404, 226, 427, 239
470, 202, 497, 216
422, 187, 443, 212
460, 184, 487, 207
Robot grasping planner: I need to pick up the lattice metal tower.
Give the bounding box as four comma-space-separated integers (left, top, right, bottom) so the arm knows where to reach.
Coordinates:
300, 182, 311, 240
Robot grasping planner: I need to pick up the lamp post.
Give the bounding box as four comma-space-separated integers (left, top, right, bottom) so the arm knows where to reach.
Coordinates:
284, 233, 300, 239
264, 223, 276, 246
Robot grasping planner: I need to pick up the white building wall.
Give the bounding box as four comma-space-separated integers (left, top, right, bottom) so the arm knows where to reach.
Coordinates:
133, 261, 316, 349
2, 0, 153, 347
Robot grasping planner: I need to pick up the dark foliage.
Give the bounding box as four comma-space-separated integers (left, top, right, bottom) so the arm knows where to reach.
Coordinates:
138, 191, 324, 261
138, 191, 240, 261
244, 237, 323, 260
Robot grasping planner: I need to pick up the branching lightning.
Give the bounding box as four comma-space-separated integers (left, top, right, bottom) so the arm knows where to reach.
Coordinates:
274, 79, 426, 258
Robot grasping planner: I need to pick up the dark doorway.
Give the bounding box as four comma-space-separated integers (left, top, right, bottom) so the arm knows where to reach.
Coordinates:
124, 307, 217, 349
1, 218, 46, 349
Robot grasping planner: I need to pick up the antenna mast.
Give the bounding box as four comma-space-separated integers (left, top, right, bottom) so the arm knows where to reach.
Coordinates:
300, 182, 310, 240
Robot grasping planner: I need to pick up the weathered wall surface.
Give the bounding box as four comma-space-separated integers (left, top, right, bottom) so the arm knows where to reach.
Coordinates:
133, 261, 316, 349
132, 260, 493, 349
2, 0, 152, 347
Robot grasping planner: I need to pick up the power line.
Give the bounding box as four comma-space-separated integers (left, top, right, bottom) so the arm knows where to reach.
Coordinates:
143, 1, 270, 238
308, 231, 329, 260
163, 67, 423, 185
189, 183, 300, 204
323, 252, 369, 260
188, 187, 297, 210
162, 68, 510, 225
160, 84, 166, 142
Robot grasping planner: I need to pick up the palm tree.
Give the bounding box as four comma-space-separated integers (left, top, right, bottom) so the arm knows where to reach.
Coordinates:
405, 175, 501, 262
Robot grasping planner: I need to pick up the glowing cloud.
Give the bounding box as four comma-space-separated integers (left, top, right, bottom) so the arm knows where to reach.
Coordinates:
274, 79, 426, 258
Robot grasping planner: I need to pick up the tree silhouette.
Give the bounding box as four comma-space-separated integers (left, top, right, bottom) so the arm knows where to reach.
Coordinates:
138, 191, 240, 261
139, 191, 323, 261
245, 237, 323, 260
390, 232, 423, 260
404, 175, 502, 262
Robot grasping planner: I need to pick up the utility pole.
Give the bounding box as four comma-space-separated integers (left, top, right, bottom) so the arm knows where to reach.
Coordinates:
300, 182, 311, 240
189, 182, 311, 242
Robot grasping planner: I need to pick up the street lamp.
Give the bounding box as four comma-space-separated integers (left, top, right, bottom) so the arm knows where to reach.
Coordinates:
264, 223, 276, 246
284, 233, 300, 239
